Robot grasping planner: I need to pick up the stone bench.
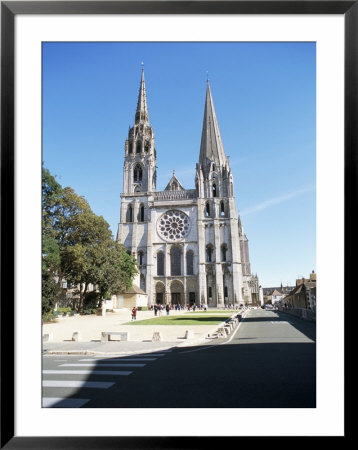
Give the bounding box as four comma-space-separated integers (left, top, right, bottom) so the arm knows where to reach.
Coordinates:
101, 331, 130, 343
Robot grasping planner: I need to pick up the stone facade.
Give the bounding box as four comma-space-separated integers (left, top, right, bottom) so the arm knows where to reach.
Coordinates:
117, 69, 259, 307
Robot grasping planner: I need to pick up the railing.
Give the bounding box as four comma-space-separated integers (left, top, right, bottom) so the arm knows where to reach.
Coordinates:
153, 189, 197, 201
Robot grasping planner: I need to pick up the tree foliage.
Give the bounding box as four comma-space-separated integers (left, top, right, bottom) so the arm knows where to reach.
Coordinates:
42, 167, 137, 315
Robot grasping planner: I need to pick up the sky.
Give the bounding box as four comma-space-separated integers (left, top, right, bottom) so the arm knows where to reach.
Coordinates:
42, 42, 316, 288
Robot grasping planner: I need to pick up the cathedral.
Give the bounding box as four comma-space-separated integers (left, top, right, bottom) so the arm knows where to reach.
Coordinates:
116, 69, 260, 308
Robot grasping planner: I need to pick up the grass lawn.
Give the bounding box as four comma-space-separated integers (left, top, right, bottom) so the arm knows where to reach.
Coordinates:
123, 313, 233, 326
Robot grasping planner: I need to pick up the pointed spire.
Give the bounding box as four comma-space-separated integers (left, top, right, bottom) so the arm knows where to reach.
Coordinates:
135, 66, 149, 124
199, 80, 227, 166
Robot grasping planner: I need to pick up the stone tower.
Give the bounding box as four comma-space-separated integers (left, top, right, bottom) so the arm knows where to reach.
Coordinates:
195, 81, 243, 307
122, 67, 156, 195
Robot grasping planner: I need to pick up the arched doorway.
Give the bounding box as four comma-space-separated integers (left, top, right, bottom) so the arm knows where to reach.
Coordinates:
155, 282, 165, 305
170, 280, 184, 306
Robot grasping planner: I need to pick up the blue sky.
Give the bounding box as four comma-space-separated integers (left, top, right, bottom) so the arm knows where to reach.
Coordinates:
42, 42, 316, 288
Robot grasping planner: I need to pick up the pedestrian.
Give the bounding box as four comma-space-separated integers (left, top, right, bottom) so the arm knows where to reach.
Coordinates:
154, 305, 158, 316
166, 304, 170, 316
131, 306, 137, 321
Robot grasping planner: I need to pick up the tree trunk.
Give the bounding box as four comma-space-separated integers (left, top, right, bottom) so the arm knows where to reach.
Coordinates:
79, 281, 87, 313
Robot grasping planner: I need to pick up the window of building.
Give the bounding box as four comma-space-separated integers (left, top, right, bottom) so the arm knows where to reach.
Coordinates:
144, 141, 150, 152
170, 247, 181, 276
128, 143, 133, 154
137, 251, 144, 266
224, 286, 228, 298
220, 201, 225, 217
138, 204, 145, 222
221, 244, 227, 262
212, 183, 217, 197
186, 251, 194, 275
157, 252, 164, 276
126, 204, 133, 222
136, 142, 141, 153
208, 286, 213, 298
206, 245, 213, 262
133, 164, 142, 182
205, 202, 210, 218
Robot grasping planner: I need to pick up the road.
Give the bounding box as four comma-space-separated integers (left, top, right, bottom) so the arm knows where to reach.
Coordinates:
42, 308, 316, 408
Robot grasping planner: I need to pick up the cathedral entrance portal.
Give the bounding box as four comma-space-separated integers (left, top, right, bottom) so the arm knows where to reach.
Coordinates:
171, 293, 181, 305
170, 280, 184, 306
156, 293, 164, 304
155, 282, 165, 305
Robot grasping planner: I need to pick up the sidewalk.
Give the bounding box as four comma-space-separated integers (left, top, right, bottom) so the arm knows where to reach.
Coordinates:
43, 308, 241, 355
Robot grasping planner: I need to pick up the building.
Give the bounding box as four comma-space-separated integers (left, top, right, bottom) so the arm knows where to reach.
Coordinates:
263, 285, 293, 305
285, 271, 316, 311
116, 69, 259, 308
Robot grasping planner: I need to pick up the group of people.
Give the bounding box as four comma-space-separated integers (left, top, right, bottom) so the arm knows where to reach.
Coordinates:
150, 304, 171, 316
149, 302, 210, 316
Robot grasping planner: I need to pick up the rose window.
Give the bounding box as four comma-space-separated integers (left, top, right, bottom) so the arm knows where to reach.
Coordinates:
157, 210, 190, 242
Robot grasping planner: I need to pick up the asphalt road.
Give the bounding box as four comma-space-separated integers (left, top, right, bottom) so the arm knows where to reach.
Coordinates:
42, 308, 316, 408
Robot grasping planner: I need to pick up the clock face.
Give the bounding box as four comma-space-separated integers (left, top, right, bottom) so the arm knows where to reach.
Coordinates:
157, 210, 191, 242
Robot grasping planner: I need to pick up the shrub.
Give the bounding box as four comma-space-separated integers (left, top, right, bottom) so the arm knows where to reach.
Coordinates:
42, 312, 57, 323
57, 307, 72, 316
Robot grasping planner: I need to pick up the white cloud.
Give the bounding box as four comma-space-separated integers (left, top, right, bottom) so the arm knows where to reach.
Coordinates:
240, 185, 315, 216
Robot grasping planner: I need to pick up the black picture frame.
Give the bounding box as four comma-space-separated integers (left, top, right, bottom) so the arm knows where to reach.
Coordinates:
1, 1, 352, 448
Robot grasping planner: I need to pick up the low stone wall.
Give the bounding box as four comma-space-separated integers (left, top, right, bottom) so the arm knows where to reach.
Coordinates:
278, 307, 316, 322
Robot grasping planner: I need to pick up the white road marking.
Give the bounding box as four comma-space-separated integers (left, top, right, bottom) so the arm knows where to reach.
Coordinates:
42, 380, 115, 389
60, 363, 145, 368
79, 358, 157, 362
93, 353, 168, 357
270, 321, 292, 324
43, 370, 132, 376
42, 397, 90, 408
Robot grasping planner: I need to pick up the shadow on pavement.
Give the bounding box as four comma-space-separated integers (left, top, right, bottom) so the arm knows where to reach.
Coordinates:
43, 337, 316, 409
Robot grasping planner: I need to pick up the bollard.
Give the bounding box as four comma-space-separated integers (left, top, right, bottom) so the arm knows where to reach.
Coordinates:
42, 333, 53, 342
184, 330, 194, 339
152, 331, 162, 342
72, 332, 81, 342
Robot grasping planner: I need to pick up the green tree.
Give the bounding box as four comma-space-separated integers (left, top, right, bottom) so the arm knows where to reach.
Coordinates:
42, 167, 138, 314
42, 269, 61, 316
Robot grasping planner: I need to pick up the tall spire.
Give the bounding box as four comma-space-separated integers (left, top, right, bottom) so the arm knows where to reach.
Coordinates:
135, 66, 149, 124
199, 80, 227, 166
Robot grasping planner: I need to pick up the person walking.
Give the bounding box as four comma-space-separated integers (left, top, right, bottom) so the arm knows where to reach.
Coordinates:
154, 305, 158, 316
131, 306, 137, 321
166, 303, 170, 316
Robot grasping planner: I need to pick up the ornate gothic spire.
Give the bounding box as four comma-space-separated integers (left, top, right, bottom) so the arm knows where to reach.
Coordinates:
199, 80, 227, 166
135, 67, 149, 124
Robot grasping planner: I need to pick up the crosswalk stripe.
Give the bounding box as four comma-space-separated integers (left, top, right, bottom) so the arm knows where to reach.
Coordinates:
42, 380, 115, 389
42, 397, 90, 408
43, 370, 132, 376
92, 353, 168, 358
60, 363, 145, 368
79, 358, 157, 362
